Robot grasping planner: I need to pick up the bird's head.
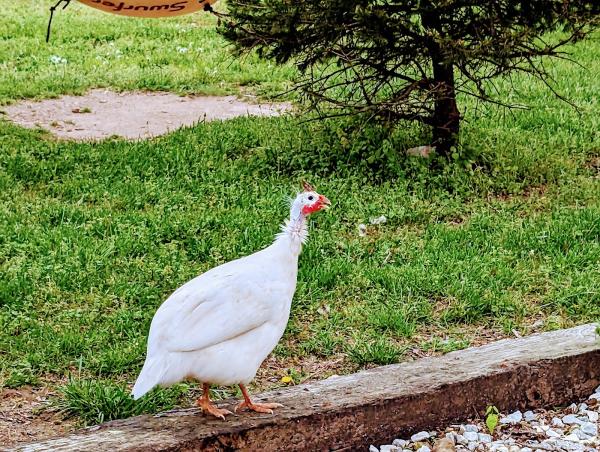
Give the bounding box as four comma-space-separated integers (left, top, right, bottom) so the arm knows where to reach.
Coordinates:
290, 181, 330, 220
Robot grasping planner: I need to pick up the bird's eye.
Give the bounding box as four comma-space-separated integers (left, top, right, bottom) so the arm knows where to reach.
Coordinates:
308, 195, 314, 201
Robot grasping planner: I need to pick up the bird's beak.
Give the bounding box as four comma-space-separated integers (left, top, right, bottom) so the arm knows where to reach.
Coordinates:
319, 195, 331, 209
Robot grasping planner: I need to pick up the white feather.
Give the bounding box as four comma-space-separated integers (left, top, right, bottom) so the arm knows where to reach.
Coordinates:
132, 190, 321, 398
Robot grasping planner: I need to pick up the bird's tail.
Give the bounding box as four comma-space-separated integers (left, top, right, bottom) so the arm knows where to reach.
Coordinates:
131, 357, 164, 400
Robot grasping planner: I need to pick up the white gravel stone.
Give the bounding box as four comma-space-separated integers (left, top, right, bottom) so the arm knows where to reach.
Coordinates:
523, 410, 537, 421
579, 421, 597, 436
573, 428, 592, 440
507, 446, 520, 452
562, 413, 584, 425
455, 434, 468, 445
392, 439, 408, 447
492, 447, 509, 452
478, 433, 492, 443
500, 410, 523, 424
584, 410, 599, 422
369, 446, 379, 452
552, 416, 565, 427
462, 424, 479, 433
546, 428, 561, 438
520, 448, 533, 452
589, 392, 600, 400
379, 446, 400, 452
533, 425, 545, 434
463, 431, 478, 442
444, 433, 455, 443
411, 431, 431, 442
568, 403, 578, 412
416, 446, 431, 452
564, 433, 582, 442
488, 441, 510, 452
543, 439, 583, 451
578, 403, 588, 412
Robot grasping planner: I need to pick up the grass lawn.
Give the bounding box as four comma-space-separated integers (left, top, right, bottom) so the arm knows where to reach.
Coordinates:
1, 0, 599, 429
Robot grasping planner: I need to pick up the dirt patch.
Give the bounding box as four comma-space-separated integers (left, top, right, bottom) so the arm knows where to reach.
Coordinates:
0, 386, 75, 449
586, 156, 600, 177
254, 354, 353, 389
3, 89, 292, 141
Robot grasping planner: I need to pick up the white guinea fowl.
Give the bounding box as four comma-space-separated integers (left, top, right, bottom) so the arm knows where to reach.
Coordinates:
132, 181, 330, 418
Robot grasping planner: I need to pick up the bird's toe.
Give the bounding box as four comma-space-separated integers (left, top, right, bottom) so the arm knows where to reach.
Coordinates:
235, 400, 283, 414
197, 398, 232, 419
208, 406, 232, 419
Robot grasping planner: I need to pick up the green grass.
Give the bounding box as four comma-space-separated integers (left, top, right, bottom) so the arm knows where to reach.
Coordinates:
0, 1, 294, 105
54, 378, 189, 425
348, 337, 406, 366
1, 1, 599, 427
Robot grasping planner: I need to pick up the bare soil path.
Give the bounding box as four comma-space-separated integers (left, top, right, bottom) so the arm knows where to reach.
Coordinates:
0, 386, 75, 449
3, 89, 291, 141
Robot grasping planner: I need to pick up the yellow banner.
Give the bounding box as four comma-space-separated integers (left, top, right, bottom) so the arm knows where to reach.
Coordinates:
76, 0, 216, 17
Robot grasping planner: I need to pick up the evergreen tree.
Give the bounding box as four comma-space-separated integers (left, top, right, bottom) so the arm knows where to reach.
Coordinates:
220, 1, 598, 154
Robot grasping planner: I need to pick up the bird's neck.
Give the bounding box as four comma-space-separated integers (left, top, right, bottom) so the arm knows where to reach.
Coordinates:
275, 212, 308, 256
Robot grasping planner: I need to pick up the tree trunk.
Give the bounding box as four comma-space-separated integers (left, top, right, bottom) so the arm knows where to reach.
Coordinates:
421, 6, 461, 156
430, 59, 460, 156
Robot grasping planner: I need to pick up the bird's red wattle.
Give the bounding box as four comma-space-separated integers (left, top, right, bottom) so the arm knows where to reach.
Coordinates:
302, 203, 320, 215
301, 195, 328, 215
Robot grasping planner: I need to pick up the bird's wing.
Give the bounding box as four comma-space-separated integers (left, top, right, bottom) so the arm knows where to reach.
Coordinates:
150, 271, 274, 353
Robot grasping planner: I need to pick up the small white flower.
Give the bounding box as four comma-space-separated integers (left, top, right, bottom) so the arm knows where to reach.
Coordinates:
358, 224, 367, 237
369, 215, 387, 225
176, 46, 189, 53
49, 55, 68, 64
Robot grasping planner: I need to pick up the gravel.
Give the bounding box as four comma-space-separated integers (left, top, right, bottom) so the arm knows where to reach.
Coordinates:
500, 411, 523, 425
463, 432, 479, 442
411, 432, 431, 442
562, 414, 584, 425
370, 387, 600, 452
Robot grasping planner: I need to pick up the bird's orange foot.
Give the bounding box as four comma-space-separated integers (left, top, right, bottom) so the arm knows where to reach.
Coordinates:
234, 400, 284, 414
196, 398, 232, 420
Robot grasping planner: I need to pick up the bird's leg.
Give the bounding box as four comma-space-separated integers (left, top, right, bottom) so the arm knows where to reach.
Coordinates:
196, 383, 232, 419
235, 383, 284, 414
